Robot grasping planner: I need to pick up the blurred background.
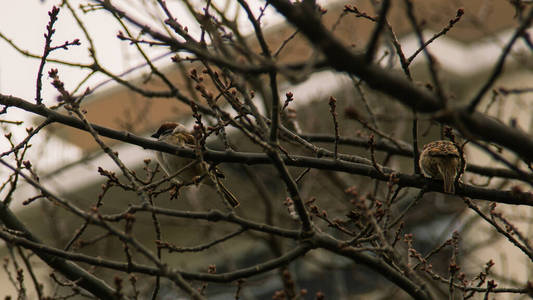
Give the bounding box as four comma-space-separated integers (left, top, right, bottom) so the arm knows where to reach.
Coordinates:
0, 0, 532, 298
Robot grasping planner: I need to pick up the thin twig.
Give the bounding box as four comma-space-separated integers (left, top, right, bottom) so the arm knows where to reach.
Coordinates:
404, 0, 447, 104
369, 134, 386, 176
328, 96, 340, 159
157, 228, 246, 253
406, 8, 464, 64
464, 198, 533, 262
35, 6, 60, 105
365, 0, 391, 63
412, 109, 420, 174
468, 7, 533, 112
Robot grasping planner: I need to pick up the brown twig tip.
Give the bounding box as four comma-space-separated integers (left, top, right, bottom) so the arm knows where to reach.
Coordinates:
443, 126, 455, 141
328, 96, 336, 112
53, 39, 81, 51
22, 160, 32, 169
487, 280, 498, 289
282, 92, 294, 110
343, 5, 377, 21
328, 96, 340, 158
35, 6, 74, 105
315, 291, 325, 300
193, 124, 202, 139
116, 31, 126, 40
48, 68, 74, 103
449, 262, 460, 274
48, 68, 58, 78
190, 68, 198, 79
486, 259, 495, 269
207, 264, 216, 274
47, 6, 60, 28
368, 134, 386, 176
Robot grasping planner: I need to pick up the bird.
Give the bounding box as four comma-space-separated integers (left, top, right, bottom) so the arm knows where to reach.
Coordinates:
151, 122, 240, 207
419, 140, 463, 194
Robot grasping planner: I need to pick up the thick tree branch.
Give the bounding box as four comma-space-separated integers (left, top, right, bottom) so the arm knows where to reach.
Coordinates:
315, 232, 433, 300
301, 133, 533, 181
0, 222, 434, 300
266, 0, 533, 163
0, 227, 312, 284
0, 193, 119, 299
1, 94, 531, 205
268, 0, 441, 111
467, 8, 533, 112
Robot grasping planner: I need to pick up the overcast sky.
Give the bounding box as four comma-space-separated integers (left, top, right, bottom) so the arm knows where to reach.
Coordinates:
0, 0, 291, 108
0, 0, 281, 140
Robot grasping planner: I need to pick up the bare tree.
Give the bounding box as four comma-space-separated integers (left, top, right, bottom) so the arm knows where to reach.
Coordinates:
0, 0, 532, 299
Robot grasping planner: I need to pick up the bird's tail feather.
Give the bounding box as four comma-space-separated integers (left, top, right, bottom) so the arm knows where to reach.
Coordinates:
438, 165, 456, 194
209, 174, 240, 208
220, 184, 240, 208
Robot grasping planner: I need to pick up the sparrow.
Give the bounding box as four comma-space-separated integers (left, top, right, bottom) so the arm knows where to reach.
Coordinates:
419, 140, 463, 194
151, 122, 239, 207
